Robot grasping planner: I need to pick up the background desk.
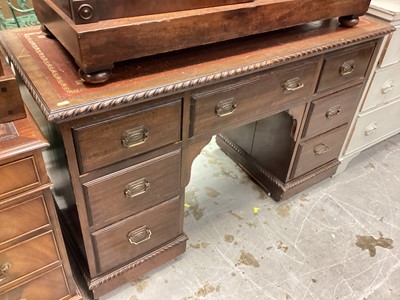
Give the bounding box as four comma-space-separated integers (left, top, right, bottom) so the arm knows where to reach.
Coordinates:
0, 16, 393, 298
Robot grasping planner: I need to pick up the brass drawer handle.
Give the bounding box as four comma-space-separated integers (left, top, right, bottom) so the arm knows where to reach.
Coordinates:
339, 60, 355, 76
215, 98, 237, 117
314, 143, 331, 156
127, 226, 152, 245
121, 126, 149, 148
283, 77, 304, 93
326, 105, 341, 119
382, 80, 394, 94
0, 263, 11, 283
365, 122, 378, 136
124, 178, 150, 198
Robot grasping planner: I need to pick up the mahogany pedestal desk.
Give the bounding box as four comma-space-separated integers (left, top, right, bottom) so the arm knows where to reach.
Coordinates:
0, 16, 393, 298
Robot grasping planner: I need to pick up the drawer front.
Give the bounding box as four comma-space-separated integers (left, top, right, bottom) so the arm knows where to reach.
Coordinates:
316, 42, 375, 93
84, 150, 181, 227
0, 266, 69, 300
0, 157, 40, 198
292, 125, 348, 178
0, 232, 59, 287
0, 195, 50, 244
92, 197, 181, 274
190, 59, 318, 136
380, 25, 400, 68
303, 85, 362, 139
73, 100, 182, 173
362, 61, 400, 111
345, 98, 400, 154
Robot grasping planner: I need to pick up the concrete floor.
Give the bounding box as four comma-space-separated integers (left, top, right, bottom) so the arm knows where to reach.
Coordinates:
100, 134, 400, 300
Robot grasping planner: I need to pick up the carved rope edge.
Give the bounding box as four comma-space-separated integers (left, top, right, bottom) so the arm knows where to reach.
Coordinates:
88, 234, 188, 289
2, 27, 394, 122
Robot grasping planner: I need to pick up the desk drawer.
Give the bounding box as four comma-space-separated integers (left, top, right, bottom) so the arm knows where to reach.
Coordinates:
73, 100, 182, 173
345, 97, 400, 154
0, 195, 50, 244
83, 150, 181, 227
0, 157, 40, 198
190, 59, 318, 136
292, 125, 348, 178
303, 85, 362, 139
316, 42, 375, 93
0, 266, 69, 300
362, 61, 400, 111
380, 25, 400, 68
92, 197, 181, 274
0, 232, 59, 287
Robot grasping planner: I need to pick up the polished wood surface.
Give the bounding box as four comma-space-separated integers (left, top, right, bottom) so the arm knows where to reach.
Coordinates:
0, 16, 393, 299
33, 0, 371, 77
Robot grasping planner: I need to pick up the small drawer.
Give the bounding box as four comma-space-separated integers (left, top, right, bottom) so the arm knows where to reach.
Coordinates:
380, 25, 400, 68
190, 59, 318, 136
73, 100, 182, 173
92, 197, 181, 274
83, 150, 181, 227
0, 157, 41, 199
345, 97, 400, 154
0, 232, 59, 287
362, 61, 400, 111
316, 42, 375, 93
292, 125, 348, 178
0, 266, 69, 300
303, 85, 362, 139
0, 195, 50, 245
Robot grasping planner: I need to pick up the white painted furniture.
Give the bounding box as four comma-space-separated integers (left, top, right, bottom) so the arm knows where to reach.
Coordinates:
336, 0, 400, 174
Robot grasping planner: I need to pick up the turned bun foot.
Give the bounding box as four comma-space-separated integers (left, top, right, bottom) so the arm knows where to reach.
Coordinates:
40, 24, 55, 38
339, 15, 360, 28
79, 69, 112, 84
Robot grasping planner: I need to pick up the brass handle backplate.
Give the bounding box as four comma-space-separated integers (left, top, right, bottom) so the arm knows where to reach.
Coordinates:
215, 98, 237, 117
314, 143, 331, 156
339, 60, 355, 76
127, 226, 152, 245
121, 126, 149, 148
124, 178, 150, 198
283, 77, 304, 93
326, 105, 341, 119
0, 263, 11, 283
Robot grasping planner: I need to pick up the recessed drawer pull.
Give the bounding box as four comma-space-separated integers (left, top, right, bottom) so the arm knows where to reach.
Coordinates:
382, 80, 394, 94
365, 122, 378, 136
127, 226, 152, 245
314, 143, 331, 156
283, 77, 304, 93
124, 178, 150, 198
339, 60, 355, 76
0, 262, 11, 283
121, 126, 149, 148
215, 98, 237, 117
325, 105, 342, 119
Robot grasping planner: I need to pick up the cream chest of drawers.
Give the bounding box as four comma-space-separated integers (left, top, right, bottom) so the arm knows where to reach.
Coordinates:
337, 0, 400, 173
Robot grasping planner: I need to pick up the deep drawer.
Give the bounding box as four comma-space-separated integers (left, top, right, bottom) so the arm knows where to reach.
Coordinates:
0, 157, 40, 198
303, 85, 362, 139
0, 195, 50, 244
92, 197, 181, 274
362, 61, 400, 111
190, 59, 318, 136
345, 97, 400, 154
73, 100, 182, 173
0, 232, 59, 287
83, 150, 181, 227
292, 125, 348, 178
316, 42, 375, 93
0, 266, 69, 300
